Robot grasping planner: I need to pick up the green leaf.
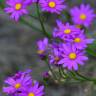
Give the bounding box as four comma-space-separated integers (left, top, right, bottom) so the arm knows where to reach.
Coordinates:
86, 47, 96, 57
0, 0, 3, 2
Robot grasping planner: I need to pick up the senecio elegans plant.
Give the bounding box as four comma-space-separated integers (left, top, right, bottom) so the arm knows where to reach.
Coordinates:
1, 0, 96, 95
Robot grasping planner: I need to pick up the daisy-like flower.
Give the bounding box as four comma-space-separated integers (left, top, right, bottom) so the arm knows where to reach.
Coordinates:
53, 20, 64, 38
39, 0, 66, 14
58, 44, 88, 70
49, 47, 62, 65
3, 70, 45, 96
13, 69, 32, 80
71, 30, 94, 49
3, 70, 32, 94
70, 4, 96, 27
53, 20, 81, 40
37, 38, 48, 56
21, 81, 44, 96
4, 0, 30, 21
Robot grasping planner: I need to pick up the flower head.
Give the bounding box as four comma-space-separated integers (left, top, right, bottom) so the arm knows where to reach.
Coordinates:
53, 20, 81, 40
37, 38, 48, 56
49, 46, 62, 65
13, 69, 32, 80
70, 4, 96, 27
3, 70, 45, 96
3, 71, 32, 94
71, 30, 94, 49
58, 44, 88, 70
39, 0, 66, 14
21, 81, 44, 96
4, 0, 30, 21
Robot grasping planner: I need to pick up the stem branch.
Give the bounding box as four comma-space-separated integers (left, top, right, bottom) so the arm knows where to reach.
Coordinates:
36, 3, 51, 38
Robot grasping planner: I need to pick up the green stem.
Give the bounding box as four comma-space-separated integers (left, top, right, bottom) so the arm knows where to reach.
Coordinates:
61, 67, 69, 78
59, 67, 63, 78
20, 17, 42, 32
0, 4, 42, 32
29, 14, 39, 20
45, 59, 59, 82
70, 71, 84, 81
59, 67, 67, 79
75, 71, 96, 83
36, 3, 51, 38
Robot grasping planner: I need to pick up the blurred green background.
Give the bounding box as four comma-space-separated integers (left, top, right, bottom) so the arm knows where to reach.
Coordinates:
0, 0, 96, 96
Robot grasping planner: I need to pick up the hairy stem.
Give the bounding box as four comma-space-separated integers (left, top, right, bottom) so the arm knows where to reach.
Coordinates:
20, 17, 42, 32
45, 59, 59, 82
29, 14, 39, 20
36, 3, 51, 38
75, 71, 96, 83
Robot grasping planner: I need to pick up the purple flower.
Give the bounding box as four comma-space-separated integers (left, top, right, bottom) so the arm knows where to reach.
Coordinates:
42, 71, 50, 79
70, 30, 94, 49
70, 4, 96, 27
3, 70, 45, 96
58, 44, 88, 70
53, 20, 81, 40
3, 70, 32, 94
32, 0, 37, 3
21, 81, 44, 96
39, 0, 66, 14
49, 47, 62, 65
21, 0, 33, 5
13, 69, 32, 80
4, 0, 30, 21
37, 38, 48, 55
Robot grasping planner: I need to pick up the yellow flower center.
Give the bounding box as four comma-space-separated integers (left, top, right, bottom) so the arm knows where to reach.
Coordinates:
28, 93, 35, 96
64, 29, 71, 34
15, 3, 22, 10
55, 57, 59, 61
74, 38, 81, 43
15, 83, 21, 89
69, 53, 76, 60
80, 14, 86, 20
76, 25, 81, 28
48, 1, 56, 8
37, 50, 44, 54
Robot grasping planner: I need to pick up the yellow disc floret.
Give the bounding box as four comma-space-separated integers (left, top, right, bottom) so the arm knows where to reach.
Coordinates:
64, 29, 71, 34
15, 3, 22, 10
80, 14, 86, 20
69, 53, 76, 60
55, 57, 59, 61
74, 38, 81, 43
76, 25, 81, 28
48, 1, 56, 8
28, 93, 35, 96
37, 50, 44, 54
15, 83, 21, 89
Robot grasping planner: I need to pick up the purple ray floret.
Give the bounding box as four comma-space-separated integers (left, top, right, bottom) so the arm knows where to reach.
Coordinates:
70, 4, 96, 27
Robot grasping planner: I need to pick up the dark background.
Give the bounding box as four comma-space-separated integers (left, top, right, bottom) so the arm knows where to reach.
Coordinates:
0, 0, 96, 96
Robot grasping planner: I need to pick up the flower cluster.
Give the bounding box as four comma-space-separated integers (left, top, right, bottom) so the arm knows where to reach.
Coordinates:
37, 19, 94, 70
4, 0, 96, 27
4, 0, 66, 21
3, 69, 44, 96
1, 0, 96, 93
